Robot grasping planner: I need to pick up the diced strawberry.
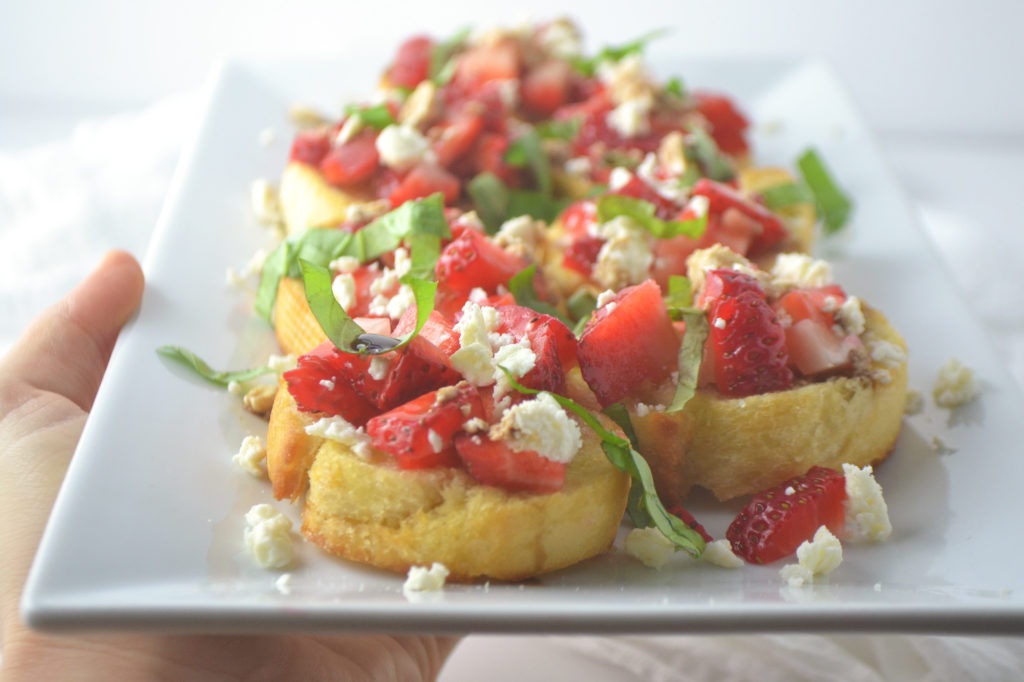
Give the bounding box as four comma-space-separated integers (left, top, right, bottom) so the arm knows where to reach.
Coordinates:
366, 383, 484, 469
784, 319, 862, 378
453, 37, 522, 91
471, 132, 516, 183
388, 162, 461, 206
433, 112, 485, 167
726, 466, 847, 564
335, 335, 461, 411
319, 130, 380, 188
563, 233, 604, 275
435, 228, 528, 293
454, 432, 567, 493
387, 35, 434, 90
521, 59, 572, 116
289, 128, 332, 166
560, 199, 598, 235
496, 305, 578, 371
283, 341, 380, 424
578, 280, 681, 407
667, 505, 714, 543
613, 174, 680, 221
697, 269, 764, 309
693, 91, 750, 157
691, 179, 788, 254
393, 306, 460, 356
775, 285, 847, 327
352, 316, 392, 336
707, 290, 793, 397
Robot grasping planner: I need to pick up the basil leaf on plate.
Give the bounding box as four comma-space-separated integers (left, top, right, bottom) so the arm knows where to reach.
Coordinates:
797, 147, 853, 234
156, 346, 273, 388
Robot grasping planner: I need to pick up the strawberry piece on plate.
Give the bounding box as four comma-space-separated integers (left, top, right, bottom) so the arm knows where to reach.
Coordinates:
454, 432, 567, 493
387, 35, 434, 90
726, 466, 848, 564
707, 289, 793, 397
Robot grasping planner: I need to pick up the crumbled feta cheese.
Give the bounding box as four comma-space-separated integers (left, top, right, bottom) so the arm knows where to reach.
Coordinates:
933, 358, 981, 408
384, 283, 416, 320
592, 216, 653, 290
450, 302, 501, 386
713, 317, 727, 330
842, 464, 892, 542
770, 253, 833, 291
250, 179, 283, 226
275, 573, 292, 595
686, 244, 763, 297
564, 156, 591, 176
606, 97, 652, 139
344, 199, 391, 225
331, 272, 357, 311
427, 428, 443, 454
368, 356, 390, 381
904, 389, 924, 415
330, 255, 361, 273
319, 378, 335, 391
596, 289, 618, 309
403, 562, 450, 594
597, 53, 656, 105
244, 504, 294, 569
779, 525, 843, 587
463, 417, 489, 434
268, 354, 298, 374
233, 435, 267, 478
625, 527, 675, 569
608, 166, 634, 191
493, 215, 542, 259
785, 486, 796, 496
539, 18, 583, 58
633, 402, 665, 417
493, 392, 582, 463
835, 295, 866, 336
492, 338, 537, 398
375, 124, 431, 169
702, 539, 744, 569
305, 415, 373, 459
868, 338, 906, 368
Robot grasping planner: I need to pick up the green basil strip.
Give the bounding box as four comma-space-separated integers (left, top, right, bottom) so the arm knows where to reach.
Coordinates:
504, 127, 552, 196
156, 346, 273, 388
344, 103, 396, 130
570, 28, 671, 77
497, 369, 705, 557
467, 171, 510, 234
600, 403, 650, 528
356, 192, 449, 262
596, 194, 707, 239
664, 76, 686, 99
666, 312, 707, 413
406, 232, 442, 280
300, 260, 437, 355
686, 126, 735, 182
507, 190, 571, 223
430, 26, 471, 85
508, 265, 572, 326
760, 181, 815, 210
665, 275, 693, 310
535, 118, 581, 142
797, 147, 853, 234
566, 289, 597, 327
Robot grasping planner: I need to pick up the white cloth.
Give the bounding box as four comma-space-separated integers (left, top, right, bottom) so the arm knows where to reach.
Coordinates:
3, 97, 1023, 681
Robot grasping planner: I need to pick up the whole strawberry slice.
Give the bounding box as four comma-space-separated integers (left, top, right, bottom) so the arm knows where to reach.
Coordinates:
726, 466, 847, 564
366, 382, 484, 469
708, 289, 793, 397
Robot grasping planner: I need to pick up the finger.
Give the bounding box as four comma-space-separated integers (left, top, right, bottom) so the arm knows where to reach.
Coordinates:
1, 250, 145, 412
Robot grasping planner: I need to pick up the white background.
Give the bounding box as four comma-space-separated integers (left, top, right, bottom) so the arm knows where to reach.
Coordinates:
2, 1, 1024, 680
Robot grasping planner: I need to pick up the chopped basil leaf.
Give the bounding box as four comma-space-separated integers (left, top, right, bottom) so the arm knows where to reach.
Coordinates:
535, 118, 581, 142
600, 403, 651, 527
760, 181, 815, 210
508, 265, 571, 326
344, 103, 396, 130
686, 126, 735, 182
666, 311, 707, 413
596, 195, 707, 239
797, 148, 853, 234
566, 289, 597, 328
570, 28, 671, 77
664, 76, 686, 99
299, 260, 437, 355
156, 346, 273, 388
602, 149, 642, 169
430, 27, 471, 85
467, 171, 509, 234
507, 189, 571, 223
665, 275, 693, 310
504, 127, 552, 196
356, 192, 450, 262
498, 371, 705, 557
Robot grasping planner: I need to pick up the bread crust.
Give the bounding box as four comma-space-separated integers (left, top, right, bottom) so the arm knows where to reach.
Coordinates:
267, 386, 631, 581
634, 305, 908, 503
279, 161, 374, 235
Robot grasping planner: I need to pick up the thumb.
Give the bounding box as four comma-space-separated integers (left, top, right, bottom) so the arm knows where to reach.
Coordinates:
1, 250, 145, 412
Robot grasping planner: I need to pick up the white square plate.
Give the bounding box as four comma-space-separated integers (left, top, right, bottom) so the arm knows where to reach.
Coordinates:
22, 56, 1024, 635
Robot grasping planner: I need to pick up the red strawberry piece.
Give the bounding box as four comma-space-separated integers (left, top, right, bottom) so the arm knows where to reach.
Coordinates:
578, 280, 681, 407
393, 305, 461, 356
388, 162, 461, 207
289, 128, 332, 166
387, 35, 434, 90
667, 505, 714, 543
563, 233, 604, 275
559, 199, 598, 235
452, 37, 522, 91
690, 178, 788, 254
708, 290, 793, 397
521, 59, 572, 116
319, 130, 380, 188
496, 304, 578, 372
335, 335, 461, 411
283, 341, 380, 425
697, 269, 764, 309
454, 432, 567, 493
726, 466, 848, 564
433, 112, 485, 167
774, 285, 847, 327
692, 91, 750, 157
366, 383, 484, 469
435, 228, 527, 293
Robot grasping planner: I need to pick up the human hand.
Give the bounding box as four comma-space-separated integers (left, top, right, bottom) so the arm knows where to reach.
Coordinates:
0, 251, 458, 681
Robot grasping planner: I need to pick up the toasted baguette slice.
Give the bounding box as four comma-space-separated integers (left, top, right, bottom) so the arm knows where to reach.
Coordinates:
634, 304, 908, 503
273, 275, 327, 357
279, 162, 375, 235
267, 388, 631, 581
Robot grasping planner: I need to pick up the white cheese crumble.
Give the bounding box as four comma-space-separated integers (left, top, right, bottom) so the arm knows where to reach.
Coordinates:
624, 527, 675, 569
868, 338, 907, 368
450, 302, 502, 386
426, 428, 444, 454
319, 378, 335, 391
250, 179, 283, 226
686, 244, 764, 298
368, 356, 390, 381
779, 525, 843, 587
842, 463, 892, 543
904, 388, 924, 415
244, 504, 294, 569
492, 338, 537, 400
495, 392, 582, 464
606, 96, 652, 139
596, 289, 617, 309
403, 562, 450, 595
538, 18, 583, 59
375, 124, 431, 169
305, 415, 373, 459
713, 317, 727, 330
834, 295, 866, 336
268, 353, 298, 374
564, 156, 591, 176
592, 216, 653, 290
233, 435, 267, 478
493, 214, 542, 259
933, 357, 981, 408
329, 255, 360, 273
331, 272, 357, 311
597, 53, 656, 105
636, 152, 687, 203
770, 253, 833, 291
607, 166, 634, 191
275, 573, 293, 595
703, 539, 744, 569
